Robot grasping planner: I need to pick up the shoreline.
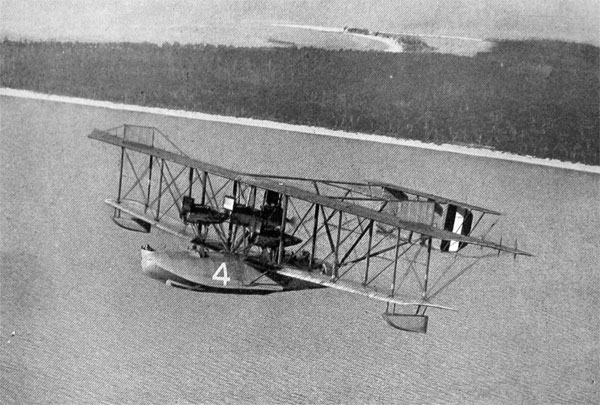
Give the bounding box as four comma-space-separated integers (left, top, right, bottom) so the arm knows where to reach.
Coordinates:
1, 87, 598, 174
345, 32, 404, 53
273, 24, 492, 54
272, 24, 402, 52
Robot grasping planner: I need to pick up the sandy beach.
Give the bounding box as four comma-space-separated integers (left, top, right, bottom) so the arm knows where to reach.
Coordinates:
2, 88, 596, 174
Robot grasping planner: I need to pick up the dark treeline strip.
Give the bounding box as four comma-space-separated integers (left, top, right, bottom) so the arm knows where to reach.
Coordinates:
1, 39, 598, 165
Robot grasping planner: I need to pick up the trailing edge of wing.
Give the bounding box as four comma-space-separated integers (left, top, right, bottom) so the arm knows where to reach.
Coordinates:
277, 267, 456, 311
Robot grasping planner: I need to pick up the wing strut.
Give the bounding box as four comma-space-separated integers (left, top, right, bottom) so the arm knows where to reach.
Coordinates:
387, 228, 402, 313
188, 167, 194, 198
117, 147, 125, 204
277, 195, 289, 265
309, 204, 319, 269
333, 210, 343, 278
155, 159, 165, 221
227, 181, 238, 250
200, 171, 208, 205
145, 155, 154, 212
423, 236, 432, 299
363, 220, 374, 285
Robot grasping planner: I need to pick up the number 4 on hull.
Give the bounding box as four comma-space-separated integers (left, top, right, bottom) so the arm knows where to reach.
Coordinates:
212, 263, 231, 286
90, 125, 533, 334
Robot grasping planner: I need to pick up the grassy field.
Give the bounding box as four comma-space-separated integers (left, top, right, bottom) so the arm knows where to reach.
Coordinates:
1, 39, 598, 165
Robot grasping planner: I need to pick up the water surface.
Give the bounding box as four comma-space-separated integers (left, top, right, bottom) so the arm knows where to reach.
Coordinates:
0, 96, 598, 403
2, 0, 597, 45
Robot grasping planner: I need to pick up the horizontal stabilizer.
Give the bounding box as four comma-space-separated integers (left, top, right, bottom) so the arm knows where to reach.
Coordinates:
277, 267, 456, 311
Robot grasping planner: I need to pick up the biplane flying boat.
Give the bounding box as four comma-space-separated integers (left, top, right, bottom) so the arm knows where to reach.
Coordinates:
90, 125, 532, 333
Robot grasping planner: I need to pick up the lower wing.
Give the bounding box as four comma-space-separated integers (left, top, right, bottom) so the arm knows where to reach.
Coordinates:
276, 267, 456, 311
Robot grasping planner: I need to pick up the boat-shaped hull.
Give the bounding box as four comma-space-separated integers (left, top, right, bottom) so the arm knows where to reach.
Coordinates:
140, 246, 322, 294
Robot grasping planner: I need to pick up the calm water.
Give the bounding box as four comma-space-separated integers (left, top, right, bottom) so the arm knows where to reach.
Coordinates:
0, 96, 598, 403
1, 0, 598, 46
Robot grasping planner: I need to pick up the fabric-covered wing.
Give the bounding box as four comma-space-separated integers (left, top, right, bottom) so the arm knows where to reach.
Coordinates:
240, 176, 531, 256
276, 267, 456, 311
106, 198, 195, 240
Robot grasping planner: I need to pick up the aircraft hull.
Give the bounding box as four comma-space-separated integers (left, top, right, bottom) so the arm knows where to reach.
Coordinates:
140, 246, 320, 294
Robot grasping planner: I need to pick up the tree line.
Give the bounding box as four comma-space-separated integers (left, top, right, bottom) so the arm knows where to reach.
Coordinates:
1, 39, 598, 165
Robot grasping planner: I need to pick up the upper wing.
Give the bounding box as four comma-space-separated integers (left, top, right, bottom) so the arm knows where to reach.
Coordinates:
238, 176, 531, 256
89, 129, 242, 181
245, 175, 501, 216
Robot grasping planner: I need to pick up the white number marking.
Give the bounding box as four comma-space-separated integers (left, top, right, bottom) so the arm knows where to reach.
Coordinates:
212, 262, 231, 286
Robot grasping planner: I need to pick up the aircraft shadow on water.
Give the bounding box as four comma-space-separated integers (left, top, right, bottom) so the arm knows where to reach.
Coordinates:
90, 125, 532, 333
